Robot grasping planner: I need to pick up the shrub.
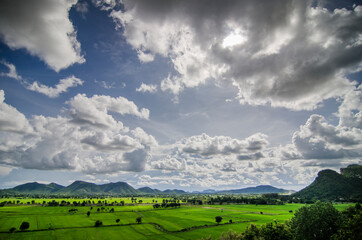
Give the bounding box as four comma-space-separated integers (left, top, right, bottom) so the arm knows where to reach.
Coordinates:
94, 220, 102, 227
215, 216, 222, 224
19, 221, 30, 231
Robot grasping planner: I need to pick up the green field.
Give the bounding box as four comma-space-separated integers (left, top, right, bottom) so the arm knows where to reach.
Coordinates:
0, 201, 351, 240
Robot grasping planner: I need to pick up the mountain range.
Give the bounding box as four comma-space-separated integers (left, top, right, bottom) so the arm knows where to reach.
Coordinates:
0, 181, 290, 196
1, 164, 361, 199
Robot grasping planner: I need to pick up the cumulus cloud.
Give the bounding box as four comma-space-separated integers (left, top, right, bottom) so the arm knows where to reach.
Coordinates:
270, 85, 362, 161
336, 85, 362, 128
67, 93, 149, 129
0, 61, 22, 80
292, 114, 362, 159
0, 90, 157, 174
107, 0, 362, 110
26, 75, 83, 98
0, 90, 33, 134
131, 127, 158, 148
136, 83, 157, 93
0, 0, 85, 72
151, 156, 186, 171
179, 133, 268, 157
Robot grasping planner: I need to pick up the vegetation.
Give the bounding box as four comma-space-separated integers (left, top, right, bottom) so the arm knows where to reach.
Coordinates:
0, 165, 361, 239
202, 202, 362, 240
332, 203, 362, 240
293, 166, 362, 202
19, 221, 30, 231
94, 220, 103, 227
215, 216, 222, 224
290, 201, 342, 240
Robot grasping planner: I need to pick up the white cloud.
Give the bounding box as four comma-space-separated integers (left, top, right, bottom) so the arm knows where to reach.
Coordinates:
75, 1, 88, 17
108, 0, 362, 110
0, 165, 12, 177
0, 90, 157, 174
131, 127, 158, 148
67, 93, 149, 129
292, 114, 362, 159
26, 75, 83, 98
137, 50, 154, 63
179, 133, 268, 158
0, 90, 33, 134
0, 0, 85, 72
136, 83, 157, 93
271, 86, 362, 161
151, 156, 186, 171
336, 85, 362, 128
0, 61, 22, 80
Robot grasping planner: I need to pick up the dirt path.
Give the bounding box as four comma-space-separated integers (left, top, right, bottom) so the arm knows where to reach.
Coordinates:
0, 219, 255, 235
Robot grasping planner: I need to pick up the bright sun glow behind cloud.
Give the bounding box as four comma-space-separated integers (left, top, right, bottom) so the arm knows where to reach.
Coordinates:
222, 32, 247, 48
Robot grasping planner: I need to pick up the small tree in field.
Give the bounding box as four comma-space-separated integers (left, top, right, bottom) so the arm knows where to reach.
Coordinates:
136, 217, 142, 224
215, 216, 222, 224
94, 220, 102, 227
20, 221, 30, 231
9, 227, 16, 233
87, 211, 91, 217
116, 219, 120, 224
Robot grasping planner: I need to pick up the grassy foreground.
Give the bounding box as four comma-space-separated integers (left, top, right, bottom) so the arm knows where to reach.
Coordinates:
0, 201, 351, 240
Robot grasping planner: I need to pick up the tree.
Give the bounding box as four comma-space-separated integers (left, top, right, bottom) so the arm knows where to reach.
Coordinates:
87, 211, 91, 217
259, 221, 294, 240
215, 216, 222, 224
116, 219, 120, 224
9, 227, 16, 233
94, 220, 102, 227
19, 221, 30, 231
290, 201, 342, 240
136, 217, 142, 224
331, 203, 362, 240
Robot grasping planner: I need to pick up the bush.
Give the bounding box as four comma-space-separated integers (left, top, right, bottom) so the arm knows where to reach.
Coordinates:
9, 227, 16, 233
215, 216, 223, 224
19, 221, 30, 231
94, 220, 102, 227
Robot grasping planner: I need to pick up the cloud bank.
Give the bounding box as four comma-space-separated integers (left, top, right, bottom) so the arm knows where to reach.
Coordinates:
109, 0, 362, 110
0, 90, 155, 174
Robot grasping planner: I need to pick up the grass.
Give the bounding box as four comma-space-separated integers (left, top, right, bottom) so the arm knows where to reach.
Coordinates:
0, 201, 352, 240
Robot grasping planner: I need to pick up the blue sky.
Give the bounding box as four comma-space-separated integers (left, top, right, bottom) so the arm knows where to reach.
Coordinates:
0, 0, 361, 191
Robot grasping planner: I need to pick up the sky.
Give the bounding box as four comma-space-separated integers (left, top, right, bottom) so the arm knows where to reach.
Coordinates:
0, 0, 361, 191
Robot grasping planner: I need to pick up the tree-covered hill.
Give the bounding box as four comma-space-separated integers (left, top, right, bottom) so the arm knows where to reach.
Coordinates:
293, 165, 362, 201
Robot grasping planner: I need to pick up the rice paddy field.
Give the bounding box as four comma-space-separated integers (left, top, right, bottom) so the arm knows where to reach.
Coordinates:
0, 200, 351, 240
